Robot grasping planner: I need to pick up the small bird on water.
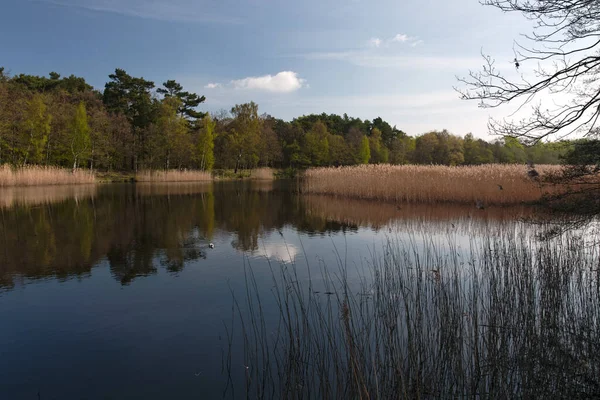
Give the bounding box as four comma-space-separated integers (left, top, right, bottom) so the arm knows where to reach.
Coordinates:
209, 243, 215, 249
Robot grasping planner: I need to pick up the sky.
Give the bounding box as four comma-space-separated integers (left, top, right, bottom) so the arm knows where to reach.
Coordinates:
0, 0, 534, 138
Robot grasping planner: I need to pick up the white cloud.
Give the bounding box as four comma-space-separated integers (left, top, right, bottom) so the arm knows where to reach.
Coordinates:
369, 37, 382, 48
365, 33, 422, 48
204, 83, 222, 89
391, 34, 410, 43
259, 243, 299, 263
230, 71, 306, 93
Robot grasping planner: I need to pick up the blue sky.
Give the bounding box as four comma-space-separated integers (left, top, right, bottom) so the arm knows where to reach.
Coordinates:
1, 0, 532, 137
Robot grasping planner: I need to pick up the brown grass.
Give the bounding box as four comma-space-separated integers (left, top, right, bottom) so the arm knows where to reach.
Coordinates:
0, 165, 96, 186
304, 164, 565, 205
250, 167, 275, 180
136, 169, 212, 182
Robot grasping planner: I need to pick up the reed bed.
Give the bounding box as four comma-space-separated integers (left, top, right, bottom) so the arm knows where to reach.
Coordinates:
135, 169, 212, 182
228, 230, 600, 399
304, 164, 565, 205
250, 168, 275, 181
0, 165, 96, 186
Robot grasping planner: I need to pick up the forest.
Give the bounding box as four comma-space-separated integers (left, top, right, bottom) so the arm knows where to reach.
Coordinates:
0, 67, 571, 173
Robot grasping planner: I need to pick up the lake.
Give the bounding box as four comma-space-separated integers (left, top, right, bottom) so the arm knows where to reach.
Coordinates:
0, 181, 597, 399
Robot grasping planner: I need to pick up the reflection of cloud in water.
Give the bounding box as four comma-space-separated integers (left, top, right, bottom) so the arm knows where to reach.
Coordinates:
258, 242, 299, 263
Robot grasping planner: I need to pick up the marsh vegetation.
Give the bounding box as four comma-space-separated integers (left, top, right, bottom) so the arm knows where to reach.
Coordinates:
304, 164, 568, 204
229, 228, 600, 399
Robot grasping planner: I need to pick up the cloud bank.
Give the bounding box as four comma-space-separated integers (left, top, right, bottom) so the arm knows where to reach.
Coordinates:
207, 71, 307, 93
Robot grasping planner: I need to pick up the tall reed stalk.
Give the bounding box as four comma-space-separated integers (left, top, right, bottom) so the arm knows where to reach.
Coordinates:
228, 231, 600, 398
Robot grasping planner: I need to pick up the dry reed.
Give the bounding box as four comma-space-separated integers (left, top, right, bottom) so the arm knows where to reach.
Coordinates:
250, 168, 275, 180
304, 164, 564, 205
0, 165, 96, 186
136, 169, 212, 182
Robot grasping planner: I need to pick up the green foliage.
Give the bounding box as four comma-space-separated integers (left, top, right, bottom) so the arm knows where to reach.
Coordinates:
152, 97, 191, 169
157, 79, 206, 120
13, 72, 93, 93
0, 66, 577, 172
70, 102, 91, 169
23, 93, 52, 165
328, 134, 353, 166
503, 136, 527, 163
415, 132, 439, 164
562, 140, 599, 165
369, 128, 389, 164
303, 121, 330, 166
198, 114, 216, 171
358, 136, 370, 164
229, 102, 261, 171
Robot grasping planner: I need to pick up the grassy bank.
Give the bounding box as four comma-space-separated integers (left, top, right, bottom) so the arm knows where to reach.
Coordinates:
230, 231, 600, 398
0, 165, 96, 186
304, 164, 565, 205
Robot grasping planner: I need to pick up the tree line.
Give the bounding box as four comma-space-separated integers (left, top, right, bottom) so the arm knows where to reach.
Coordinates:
0, 67, 572, 172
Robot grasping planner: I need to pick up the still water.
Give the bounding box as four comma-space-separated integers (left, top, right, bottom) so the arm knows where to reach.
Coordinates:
0, 181, 537, 399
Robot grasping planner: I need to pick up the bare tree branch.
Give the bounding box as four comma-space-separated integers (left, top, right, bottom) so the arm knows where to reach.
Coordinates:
456, 0, 600, 143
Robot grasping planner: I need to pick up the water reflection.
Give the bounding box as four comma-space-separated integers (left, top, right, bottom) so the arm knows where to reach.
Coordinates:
304, 194, 536, 234
0, 181, 538, 289
0, 184, 97, 208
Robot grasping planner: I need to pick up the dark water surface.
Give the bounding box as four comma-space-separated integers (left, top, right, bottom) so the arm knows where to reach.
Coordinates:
0, 181, 537, 399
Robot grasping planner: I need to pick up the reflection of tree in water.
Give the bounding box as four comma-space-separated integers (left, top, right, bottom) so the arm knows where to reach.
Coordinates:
0, 185, 217, 287
215, 180, 360, 252
161, 237, 207, 274
0, 202, 95, 288
103, 187, 215, 284
1, 181, 534, 289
